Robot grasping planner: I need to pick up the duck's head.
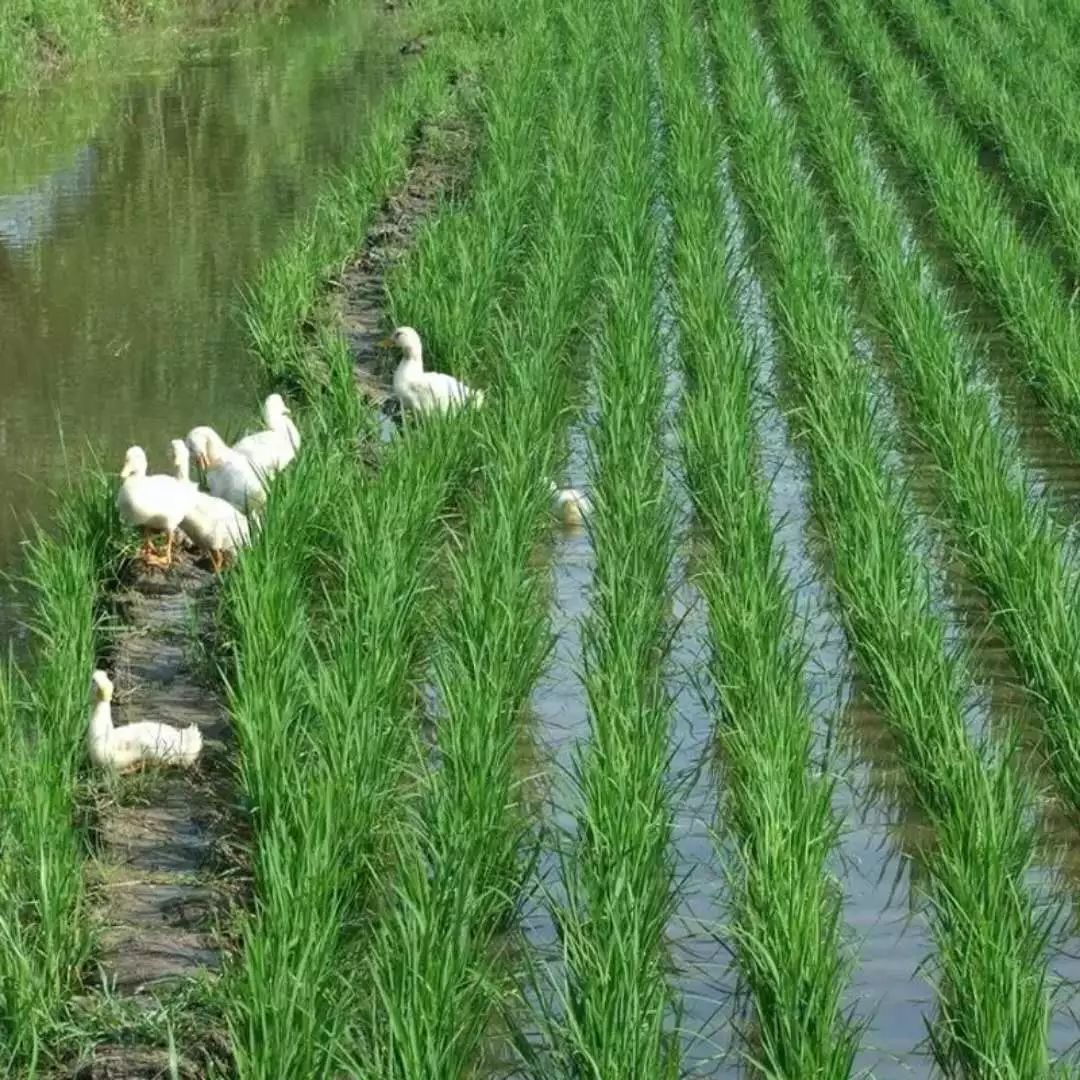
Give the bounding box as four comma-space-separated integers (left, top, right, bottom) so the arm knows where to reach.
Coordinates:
91, 669, 114, 703
169, 438, 191, 480
263, 393, 291, 423
378, 326, 423, 364
120, 446, 148, 480
186, 426, 225, 469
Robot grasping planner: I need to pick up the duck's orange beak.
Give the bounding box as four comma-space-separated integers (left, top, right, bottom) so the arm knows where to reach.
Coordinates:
377, 336, 395, 348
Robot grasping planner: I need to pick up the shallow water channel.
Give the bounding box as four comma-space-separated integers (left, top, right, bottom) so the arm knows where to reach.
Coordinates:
0, 0, 395, 637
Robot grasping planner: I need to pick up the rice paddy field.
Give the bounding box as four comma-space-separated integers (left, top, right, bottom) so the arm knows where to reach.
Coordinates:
11, 0, 1080, 1074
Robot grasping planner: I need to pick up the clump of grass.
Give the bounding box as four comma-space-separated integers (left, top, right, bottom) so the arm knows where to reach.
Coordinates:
221, 343, 472, 1077
544, 0, 681, 1074
658, 0, 859, 1071
707, 0, 1052, 1071
881, 0, 1080, 280
351, 2, 607, 1072
816, 0, 1080, 461
0, 469, 121, 1071
823, 0, 1080, 837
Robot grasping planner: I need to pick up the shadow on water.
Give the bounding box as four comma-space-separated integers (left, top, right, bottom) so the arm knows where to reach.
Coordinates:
0, 0, 397, 640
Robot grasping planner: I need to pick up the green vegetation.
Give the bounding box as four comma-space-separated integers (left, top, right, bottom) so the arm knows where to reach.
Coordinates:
353, 3, 602, 1072
0, 475, 119, 1069
818, 0, 1080, 466
709, 0, 1051, 1070
0, 0, 310, 94
14, 0, 1080, 1073
882, 0, 1080, 279
545, 0, 681, 1074
823, 0, 1080, 823
659, 0, 856, 1071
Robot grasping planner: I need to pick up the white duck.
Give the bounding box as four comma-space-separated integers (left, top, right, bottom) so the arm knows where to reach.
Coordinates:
116, 446, 197, 568
380, 326, 485, 414
550, 481, 591, 527
170, 440, 251, 572
232, 393, 300, 475
185, 426, 268, 515
88, 670, 202, 772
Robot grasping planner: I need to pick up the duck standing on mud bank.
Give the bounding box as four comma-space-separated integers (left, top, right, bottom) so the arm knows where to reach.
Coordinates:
170, 439, 251, 572
380, 325, 485, 414
115, 445, 197, 569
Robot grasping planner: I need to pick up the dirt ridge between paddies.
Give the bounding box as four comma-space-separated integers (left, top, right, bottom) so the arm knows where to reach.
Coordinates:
71, 549, 237, 1080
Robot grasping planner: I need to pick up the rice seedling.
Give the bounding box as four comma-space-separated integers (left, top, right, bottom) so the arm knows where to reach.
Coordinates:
820, 0, 1080, 816
817, 0, 1080, 459
658, 0, 858, 1071
881, 0, 1080, 280
773, 0, 1080, 834
0, 470, 121, 1071
707, 0, 1051, 1070
351, 5, 609, 1074
539, 0, 681, 1075
221, 348, 475, 1077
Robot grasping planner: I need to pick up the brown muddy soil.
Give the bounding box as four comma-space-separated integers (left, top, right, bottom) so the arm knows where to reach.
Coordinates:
70, 553, 237, 1079
332, 86, 475, 409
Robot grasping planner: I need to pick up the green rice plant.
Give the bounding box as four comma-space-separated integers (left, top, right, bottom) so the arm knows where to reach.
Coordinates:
774, 0, 1080, 836
658, 0, 858, 1071
543, 0, 681, 1074
816, 0, 1080, 459
982, 0, 1080, 73
225, 1, 567, 1070
221, 345, 474, 1077
708, 0, 1051, 1070
0, 469, 121, 1071
820, 0, 1080, 816
383, 0, 554, 379
945, 0, 1080, 134
351, 5, 608, 1074
879, 0, 1080, 281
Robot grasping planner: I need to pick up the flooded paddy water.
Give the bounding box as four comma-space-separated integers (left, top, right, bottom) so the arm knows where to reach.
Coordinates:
0, 0, 396, 637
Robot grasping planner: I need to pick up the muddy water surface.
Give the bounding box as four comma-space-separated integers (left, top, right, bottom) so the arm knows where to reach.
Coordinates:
0, 1, 395, 637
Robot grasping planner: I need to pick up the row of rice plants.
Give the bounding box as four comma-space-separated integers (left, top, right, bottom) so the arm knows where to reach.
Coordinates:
221, 347, 475, 1077
981, 0, 1080, 73
0, 478, 120, 1073
351, 3, 609, 1074
817, 0, 1080, 460
658, 0, 856, 1071
820, 0, 1080, 819
220, 3, 513, 1071
882, 0, 1080, 279
771, 0, 1080, 833
546, 0, 681, 1072
946, 0, 1080, 137
708, 0, 1051, 1070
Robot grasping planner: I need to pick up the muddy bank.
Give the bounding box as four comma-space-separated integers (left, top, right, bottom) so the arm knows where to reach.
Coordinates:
333, 90, 476, 409
72, 554, 237, 1079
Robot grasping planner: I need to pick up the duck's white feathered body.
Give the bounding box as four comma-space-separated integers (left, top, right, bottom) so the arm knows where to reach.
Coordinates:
116, 447, 196, 534
385, 327, 484, 414
170, 439, 250, 564
233, 394, 300, 475
186, 426, 268, 514
551, 483, 591, 526
88, 670, 202, 772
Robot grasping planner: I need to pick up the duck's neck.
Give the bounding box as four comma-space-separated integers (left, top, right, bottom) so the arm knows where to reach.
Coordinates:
174, 459, 190, 484
89, 699, 113, 744
394, 350, 423, 390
